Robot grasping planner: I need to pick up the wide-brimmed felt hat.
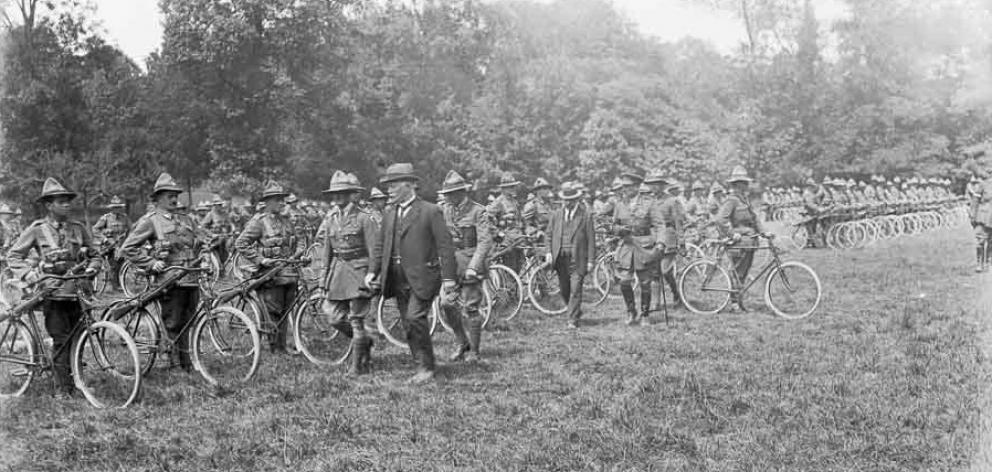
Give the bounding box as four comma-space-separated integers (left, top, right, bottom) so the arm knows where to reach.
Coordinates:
150, 173, 183, 198
379, 163, 420, 184
559, 181, 583, 200
324, 171, 364, 194
804, 178, 817, 187
692, 181, 707, 191
710, 182, 726, 194
0, 203, 13, 215
260, 180, 291, 200
644, 171, 669, 185
620, 172, 644, 186
438, 170, 473, 194
497, 173, 521, 188
726, 166, 753, 184
667, 181, 684, 193
610, 177, 624, 191
107, 195, 126, 208
369, 187, 388, 200
195, 202, 210, 211
531, 177, 552, 191
638, 183, 651, 194
38, 177, 78, 202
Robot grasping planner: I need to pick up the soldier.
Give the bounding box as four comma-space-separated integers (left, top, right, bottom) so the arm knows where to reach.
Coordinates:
317, 172, 379, 374
0, 204, 16, 252
488, 173, 524, 273
201, 196, 235, 265
7, 178, 100, 397
121, 173, 210, 371
11, 207, 24, 236
92, 196, 131, 290
652, 174, 686, 311
611, 172, 655, 325
368, 187, 388, 225
367, 163, 457, 384
708, 183, 726, 216
194, 202, 211, 222
544, 182, 596, 328
801, 178, 828, 248
522, 177, 554, 238
685, 182, 708, 222
716, 166, 764, 310
235, 181, 301, 354
437, 171, 493, 360
970, 171, 992, 272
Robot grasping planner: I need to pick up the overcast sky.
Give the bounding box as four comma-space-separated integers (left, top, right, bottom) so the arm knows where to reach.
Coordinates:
88, 0, 849, 66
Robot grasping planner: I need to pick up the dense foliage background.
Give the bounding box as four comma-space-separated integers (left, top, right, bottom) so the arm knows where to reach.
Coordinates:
1, 0, 990, 214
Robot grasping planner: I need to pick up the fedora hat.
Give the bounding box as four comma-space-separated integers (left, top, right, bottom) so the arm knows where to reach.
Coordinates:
559, 181, 583, 200
379, 163, 419, 184
38, 177, 78, 202
620, 172, 644, 186
150, 173, 183, 198
438, 170, 473, 194
324, 171, 364, 193
692, 181, 707, 191
726, 166, 753, 184
644, 171, 669, 185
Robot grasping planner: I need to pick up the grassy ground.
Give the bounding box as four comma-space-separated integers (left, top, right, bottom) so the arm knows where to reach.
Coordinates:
1, 226, 990, 471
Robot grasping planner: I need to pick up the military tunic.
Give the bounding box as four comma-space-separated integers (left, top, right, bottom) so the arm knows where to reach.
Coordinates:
716, 193, 762, 283
488, 194, 524, 273
522, 197, 553, 237
92, 212, 131, 241
612, 195, 656, 274
652, 195, 685, 274
7, 217, 99, 391
320, 204, 378, 301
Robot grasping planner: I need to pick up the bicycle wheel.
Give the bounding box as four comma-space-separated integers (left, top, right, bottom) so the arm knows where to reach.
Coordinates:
218, 291, 267, 332
292, 293, 351, 366
102, 301, 162, 376
764, 261, 822, 320
589, 256, 612, 307
72, 321, 141, 408
677, 259, 732, 315
91, 257, 113, 295
486, 264, 524, 324
301, 242, 328, 285
526, 262, 567, 315
191, 306, 260, 386
376, 296, 439, 348
790, 226, 808, 249
119, 262, 151, 297
0, 319, 35, 397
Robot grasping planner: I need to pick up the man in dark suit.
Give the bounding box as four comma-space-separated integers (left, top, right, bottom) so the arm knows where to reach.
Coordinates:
543, 182, 596, 328
367, 163, 457, 383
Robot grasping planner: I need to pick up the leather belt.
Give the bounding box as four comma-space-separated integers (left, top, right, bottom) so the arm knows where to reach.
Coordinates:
334, 248, 368, 261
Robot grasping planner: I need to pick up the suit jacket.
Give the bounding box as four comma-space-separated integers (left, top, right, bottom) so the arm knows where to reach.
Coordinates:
371, 198, 457, 300
544, 202, 596, 276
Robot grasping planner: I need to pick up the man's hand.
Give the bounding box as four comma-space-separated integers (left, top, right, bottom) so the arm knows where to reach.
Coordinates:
84, 267, 98, 276
464, 268, 478, 280
544, 252, 553, 265
363, 273, 376, 289
260, 258, 277, 267
149, 261, 167, 273
586, 262, 594, 274
442, 279, 457, 291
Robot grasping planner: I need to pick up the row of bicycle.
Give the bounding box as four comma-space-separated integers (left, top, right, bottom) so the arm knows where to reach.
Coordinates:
788, 203, 969, 250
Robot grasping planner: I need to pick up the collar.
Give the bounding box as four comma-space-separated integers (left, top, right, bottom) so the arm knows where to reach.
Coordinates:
399, 196, 416, 209
45, 215, 66, 227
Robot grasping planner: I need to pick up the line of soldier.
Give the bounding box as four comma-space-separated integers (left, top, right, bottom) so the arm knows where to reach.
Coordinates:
968, 172, 992, 273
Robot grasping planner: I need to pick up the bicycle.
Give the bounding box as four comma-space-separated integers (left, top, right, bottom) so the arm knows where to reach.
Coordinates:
677, 234, 822, 319
102, 265, 261, 387
375, 279, 492, 349
0, 265, 141, 407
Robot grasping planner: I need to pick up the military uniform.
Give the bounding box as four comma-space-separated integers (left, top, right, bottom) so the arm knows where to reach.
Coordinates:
716, 168, 763, 294
970, 176, 992, 271
235, 182, 300, 352
92, 198, 130, 288
611, 173, 656, 321
488, 174, 524, 273
320, 173, 379, 374
201, 205, 235, 264
7, 178, 99, 394
438, 171, 493, 361
121, 173, 208, 370
653, 191, 685, 305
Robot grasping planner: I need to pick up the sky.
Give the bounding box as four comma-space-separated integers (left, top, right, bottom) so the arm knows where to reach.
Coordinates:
86, 0, 850, 66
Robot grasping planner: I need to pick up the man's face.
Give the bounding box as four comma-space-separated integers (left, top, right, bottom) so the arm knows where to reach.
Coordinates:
155, 192, 180, 211
622, 184, 638, 198
264, 197, 285, 213
501, 187, 515, 198
372, 199, 386, 211
330, 192, 350, 207
537, 188, 551, 199
693, 189, 706, 199
730, 181, 748, 194
387, 180, 415, 203
447, 189, 468, 205
45, 196, 73, 219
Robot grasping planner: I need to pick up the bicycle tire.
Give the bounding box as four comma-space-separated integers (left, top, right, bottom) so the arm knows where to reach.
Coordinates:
72, 320, 142, 408
102, 301, 163, 376
191, 306, 261, 386
764, 261, 822, 320
119, 261, 151, 298
486, 264, 524, 324
0, 319, 35, 397
376, 296, 440, 349
292, 293, 351, 366
678, 259, 732, 315
526, 261, 567, 315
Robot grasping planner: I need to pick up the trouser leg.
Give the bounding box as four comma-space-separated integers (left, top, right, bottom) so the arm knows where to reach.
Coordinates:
260, 283, 297, 351
43, 300, 83, 393
161, 287, 198, 370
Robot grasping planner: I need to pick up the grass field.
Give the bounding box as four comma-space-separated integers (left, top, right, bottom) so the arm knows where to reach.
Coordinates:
1, 226, 991, 471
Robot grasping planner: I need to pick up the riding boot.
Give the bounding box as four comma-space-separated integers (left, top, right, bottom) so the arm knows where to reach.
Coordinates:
270, 310, 288, 353
465, 315, 483, 362
639, 284, 652, 320
51, 342, 74, 395
978, 246, 987, 273
620, 283, 638, 325
443, 305, 470, 362
664, 272, 681, 306
347, 318, 368, 376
